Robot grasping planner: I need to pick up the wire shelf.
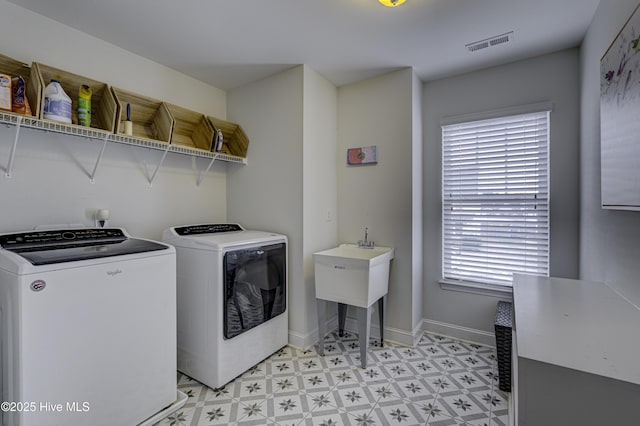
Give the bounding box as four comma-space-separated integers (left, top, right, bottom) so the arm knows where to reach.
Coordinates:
0, 111, 247, 165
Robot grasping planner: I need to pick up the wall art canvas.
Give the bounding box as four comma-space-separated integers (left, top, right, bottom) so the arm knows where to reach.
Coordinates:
600, 3, 640, 210
347, 146, 377, 165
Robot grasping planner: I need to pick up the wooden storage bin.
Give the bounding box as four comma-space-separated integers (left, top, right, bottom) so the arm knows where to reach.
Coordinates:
208, 116, 250, 158
34, 62, 117, 132
111, 87, 173, 143
165, 103, 214, 151
0, 53, 42, 117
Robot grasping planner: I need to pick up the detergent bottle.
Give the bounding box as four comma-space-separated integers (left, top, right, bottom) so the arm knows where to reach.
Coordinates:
43, 80, 72, 124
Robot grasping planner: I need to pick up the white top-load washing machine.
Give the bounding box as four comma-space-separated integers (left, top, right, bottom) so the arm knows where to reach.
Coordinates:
0, 228, 185, 426
163, 224, 288, 389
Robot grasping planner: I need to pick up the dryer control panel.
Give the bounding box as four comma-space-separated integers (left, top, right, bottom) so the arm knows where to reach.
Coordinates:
174, 224, 244, 236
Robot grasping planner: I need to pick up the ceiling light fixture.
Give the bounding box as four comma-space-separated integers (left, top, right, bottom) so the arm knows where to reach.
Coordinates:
378, 0, 407, 7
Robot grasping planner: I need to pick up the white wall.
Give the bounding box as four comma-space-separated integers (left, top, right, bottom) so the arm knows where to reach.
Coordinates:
302, 66, 338, 337
227, 66, 339, 348
580, 0, 640, 309
0, 1, 228, 240
229, 66, 422, 347
226, 66, 307, 344
337, 68, 421, 343
0, 1, 226, 114
411, 72, 424, 331
422, 49, 581, 338
0, 127, 227, 239
226, 66, 303, 238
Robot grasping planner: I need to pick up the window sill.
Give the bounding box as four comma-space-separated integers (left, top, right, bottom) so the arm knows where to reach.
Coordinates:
439, 279, 513, 300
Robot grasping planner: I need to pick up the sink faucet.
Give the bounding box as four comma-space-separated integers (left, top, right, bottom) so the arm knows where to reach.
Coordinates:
358, 227, 375, 249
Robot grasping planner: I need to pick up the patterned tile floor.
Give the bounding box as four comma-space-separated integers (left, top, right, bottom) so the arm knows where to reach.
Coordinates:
156, 331, 509, 426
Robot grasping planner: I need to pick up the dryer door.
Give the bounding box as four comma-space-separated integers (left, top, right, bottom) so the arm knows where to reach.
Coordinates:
223, 242, 286, 339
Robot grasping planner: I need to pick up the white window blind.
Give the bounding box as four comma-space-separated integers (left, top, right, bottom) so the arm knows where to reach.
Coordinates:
442, 110, 550, 287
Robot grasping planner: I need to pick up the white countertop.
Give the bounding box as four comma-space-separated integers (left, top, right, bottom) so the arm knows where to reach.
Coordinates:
513, 274, 640, 385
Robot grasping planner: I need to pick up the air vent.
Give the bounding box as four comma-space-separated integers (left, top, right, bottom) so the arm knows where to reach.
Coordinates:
468, 41, 489, 52
466, 31, 514, 52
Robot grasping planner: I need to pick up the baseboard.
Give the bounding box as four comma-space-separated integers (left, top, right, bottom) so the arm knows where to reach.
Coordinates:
341, 317, 420, 347
422, 318, 495, 347
389, 319, 424, 347
287, 329, 308, 350
289, 315, 423, 350
288, 316, 339, 350
292, 318, 495, 349
508, 391, 515, 426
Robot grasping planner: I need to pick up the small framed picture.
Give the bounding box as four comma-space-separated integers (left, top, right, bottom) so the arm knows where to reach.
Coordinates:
347, 146, 377, 165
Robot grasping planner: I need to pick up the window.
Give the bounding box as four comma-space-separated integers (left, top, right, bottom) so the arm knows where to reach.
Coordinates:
441, 109, 550, 287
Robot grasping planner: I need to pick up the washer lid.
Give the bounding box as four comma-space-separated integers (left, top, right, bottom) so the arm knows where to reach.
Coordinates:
0, 228, 168, 266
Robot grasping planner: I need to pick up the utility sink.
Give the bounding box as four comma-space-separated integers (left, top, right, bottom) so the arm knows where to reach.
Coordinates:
313, 244, 394, 308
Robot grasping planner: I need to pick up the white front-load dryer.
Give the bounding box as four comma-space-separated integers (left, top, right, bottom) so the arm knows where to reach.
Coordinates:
163, 224, 288, 389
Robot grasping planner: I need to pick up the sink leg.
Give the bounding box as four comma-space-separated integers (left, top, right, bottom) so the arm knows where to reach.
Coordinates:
357, 306, 371, 369
317, 299, 327, 356
338, 303, 347, 337
378, 297, 385, 347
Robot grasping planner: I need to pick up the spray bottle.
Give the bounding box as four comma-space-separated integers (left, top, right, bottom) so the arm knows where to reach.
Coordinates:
78, 84, 92, 127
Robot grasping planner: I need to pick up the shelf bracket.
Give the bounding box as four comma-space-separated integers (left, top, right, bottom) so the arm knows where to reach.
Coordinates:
147, 144, 171, 187
5, 116, 22, 178
196, 156, 217, 187
89, 135, 109, 184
